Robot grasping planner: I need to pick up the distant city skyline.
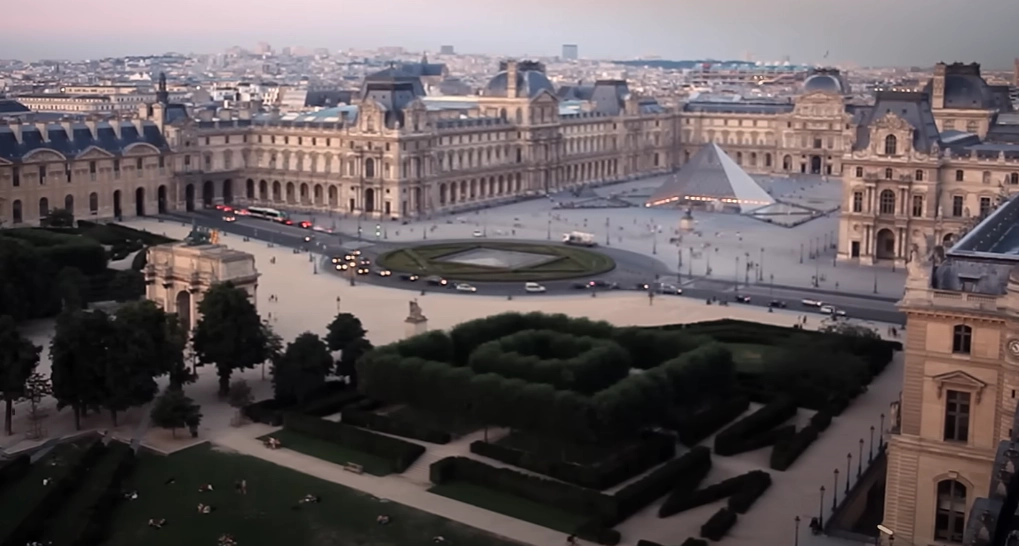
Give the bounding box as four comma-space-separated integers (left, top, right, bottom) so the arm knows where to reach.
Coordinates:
2, 0, 1017, 68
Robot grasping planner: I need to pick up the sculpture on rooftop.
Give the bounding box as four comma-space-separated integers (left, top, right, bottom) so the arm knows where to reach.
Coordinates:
184, 220, 212, 246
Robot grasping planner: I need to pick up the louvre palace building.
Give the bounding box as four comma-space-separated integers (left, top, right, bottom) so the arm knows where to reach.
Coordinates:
0, 60, 1017, 259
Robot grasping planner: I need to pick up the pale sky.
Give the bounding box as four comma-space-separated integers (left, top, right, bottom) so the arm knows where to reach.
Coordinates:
4, 0, 1017, 67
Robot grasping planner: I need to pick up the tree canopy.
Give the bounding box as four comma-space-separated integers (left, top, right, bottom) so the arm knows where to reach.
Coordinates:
192, 282, 270, 395
150, 389, 202, 438
272, 332, 333, 404
0, 315, 41, 435
50, 310, 110, 429
325, 312, 370, 385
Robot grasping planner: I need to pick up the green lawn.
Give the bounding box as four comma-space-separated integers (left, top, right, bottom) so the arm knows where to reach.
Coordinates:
261, 429, 393, 476
383, 406, 482, 438
0, 439, 93, 540
104, 443, 522, 546
429, 481, 588, 533
41, 442, 132, 545
727, 343, 781, 372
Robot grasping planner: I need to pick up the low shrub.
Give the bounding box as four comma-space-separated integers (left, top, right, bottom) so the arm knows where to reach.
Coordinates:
700, 508, 737, 541
660, 470, 770, 517
713, 396, 797, 456
636, 541, 664, 546
614, 446, 711, 522
0, 455, 30, 490
770, 409, 833, 471
671, 396, 749, 447
243, 398, 293, 426
575, 519, 621, 546
680, 538, 708, 546
429, 456, 618, 522
344, 410, 451, 444
470, 431, 675, 490
284, 413, 424, 473
811, 409, 833, 431
244, 383, 362, 424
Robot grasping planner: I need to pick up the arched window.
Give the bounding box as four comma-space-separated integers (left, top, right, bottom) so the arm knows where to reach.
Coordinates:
884, 168, 893, 180
39, 197, 49, 219
364, 158, 375, 179
935, 479, 967, 543
879, 190, 896, 214
12, 200, 22, 224
915, 170, 924, 182
952, 325, 972, 354
89, 192, 98, 214
884, 134, 897, 155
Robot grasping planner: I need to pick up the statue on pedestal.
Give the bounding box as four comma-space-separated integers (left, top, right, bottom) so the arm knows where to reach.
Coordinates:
404, 299, 428, 339
408, 299, 425, 322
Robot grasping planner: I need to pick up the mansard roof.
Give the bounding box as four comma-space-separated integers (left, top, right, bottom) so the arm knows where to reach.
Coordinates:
0, 120, 169, 162
852, 91, 941, 153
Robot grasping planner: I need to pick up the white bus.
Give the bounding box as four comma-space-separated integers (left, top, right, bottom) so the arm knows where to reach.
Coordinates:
247, 207, 290, 223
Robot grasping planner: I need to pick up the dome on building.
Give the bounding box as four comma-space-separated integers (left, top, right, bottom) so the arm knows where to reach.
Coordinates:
485, 62, 555, 98
803, 70, 847, 94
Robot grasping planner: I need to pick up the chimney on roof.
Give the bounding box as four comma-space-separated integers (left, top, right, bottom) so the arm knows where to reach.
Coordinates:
506, 60, 518, 99
931, 62, 946, 110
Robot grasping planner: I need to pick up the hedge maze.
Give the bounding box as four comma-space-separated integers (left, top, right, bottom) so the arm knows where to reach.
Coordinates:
350, 314, 900, 545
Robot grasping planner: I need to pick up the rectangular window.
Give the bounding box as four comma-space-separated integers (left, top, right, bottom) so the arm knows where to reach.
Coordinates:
136, 157, 144, 177
204, 137, 210, 145
952, 195, 964, 217
943, 390, 970, 442
912, 195, 924, 217
855, 167, 863, 178
980, 197, 991, 217
39, 165, 46, 185
158, 156, 165, 174
852, 192, 863, 213
225, 135, 230, 144
113, 160, 120, 179
955, 170, 964, 182
89, 161, 96, 181
65, 162, 72, 183
12, 167, 20, 187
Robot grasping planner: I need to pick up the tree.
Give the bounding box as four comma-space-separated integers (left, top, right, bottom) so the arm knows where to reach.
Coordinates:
150, 389, 202, 438
227, 379, 254, 420
55, 267, 89, 311
0, 238, 58, 321
102, 317, 161, 427
262, 322, 283, 381
337, 337, 373, 386
50, 310, 108, 430
192, 282, 270, 395
108, 270, 145, 302
115, 301, 189, 390
272, 332, 333, 404
0, 315, 41, 435
20, 372, 51, 440
42, 208, 74, 228
325, 312, 367, 352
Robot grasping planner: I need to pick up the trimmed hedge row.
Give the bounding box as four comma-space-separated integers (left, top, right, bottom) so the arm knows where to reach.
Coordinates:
284, 413, 424, 473
680, 539, 708, 546
0, 439, 104, 546
614, 446, 711, 522
344, 410, 451, 444
243, 382, 364, 425
60, 441, 137, 546
469, 431, 675, 490
660, 470, 771, 519
714, 396, 797, 456
670, 396, 749, 447
430, 456, 617, 521
770, 409, 833, 471
701, 508, 737, 541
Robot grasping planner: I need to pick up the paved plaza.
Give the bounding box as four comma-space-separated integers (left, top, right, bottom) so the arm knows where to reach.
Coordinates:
281, 174, 906, 298
3, 217, 903, 546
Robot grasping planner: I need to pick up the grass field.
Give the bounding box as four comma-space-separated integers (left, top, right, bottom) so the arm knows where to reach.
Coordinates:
429, 481, 588, 534
104, 443, 522, 546
727, 343, 781, 372
376, 242, 615, 282
41, 442, 132, 545
260, 429, 393, 476
0, 439, 92, 541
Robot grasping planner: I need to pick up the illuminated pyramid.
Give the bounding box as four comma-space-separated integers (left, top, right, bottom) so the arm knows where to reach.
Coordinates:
646, 143, 775, 213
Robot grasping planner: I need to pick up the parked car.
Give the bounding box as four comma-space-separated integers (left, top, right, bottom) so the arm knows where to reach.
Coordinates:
524, 282, 546, 293
472, 230, 483, 237
455, 283, 477, 293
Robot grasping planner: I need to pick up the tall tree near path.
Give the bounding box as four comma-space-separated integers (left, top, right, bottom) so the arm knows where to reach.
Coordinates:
0, 315, 41, 435
50, 310, 110, 430
192, 282, 270, 395
325, 312, 371, 385
102, 315, 161, 427
115, 301, 189, 389
272, 332, 333, 404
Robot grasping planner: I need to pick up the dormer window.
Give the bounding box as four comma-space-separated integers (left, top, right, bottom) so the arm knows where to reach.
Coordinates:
884, 134, 897, 156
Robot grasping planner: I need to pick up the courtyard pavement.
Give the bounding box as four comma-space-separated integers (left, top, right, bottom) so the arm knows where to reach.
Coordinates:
274, 174, 906, 299
3, 217, 902, 546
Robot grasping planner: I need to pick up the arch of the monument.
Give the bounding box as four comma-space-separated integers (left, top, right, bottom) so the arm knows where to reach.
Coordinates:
175, 290, 192, 330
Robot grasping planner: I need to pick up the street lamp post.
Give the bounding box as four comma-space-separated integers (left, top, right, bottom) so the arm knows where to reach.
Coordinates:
858, 439, 864, 477
800, 243, 804, 264
869, 426, 875, 462
547, 213, 551, 240
833, 468, 839, 511
846, 453, 851, 494
769, 274, 774, 298
819, 486, 825, 526
879, 414, 885, 450
759, 247, 764, 281
744, 252, 750, 286
605, 217, 610, 246
735, 256, 740, 291
873, 268, 879, 294
652, 225, 657, 255
794, 516, 800, 546
677, 247, 683, 282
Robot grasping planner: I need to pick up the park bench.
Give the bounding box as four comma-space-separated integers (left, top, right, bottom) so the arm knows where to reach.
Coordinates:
343, 462, 364, 474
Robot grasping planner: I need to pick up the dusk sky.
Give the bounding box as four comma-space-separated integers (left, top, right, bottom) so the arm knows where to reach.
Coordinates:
4, 0, 1016, 67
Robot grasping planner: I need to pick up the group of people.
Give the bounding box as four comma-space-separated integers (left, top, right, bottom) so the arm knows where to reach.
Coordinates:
218, 533, 237, 546
376, 514, 391, 525
263, 437, 282, 450
196, 503, 215, 514
147, 518, 167, 530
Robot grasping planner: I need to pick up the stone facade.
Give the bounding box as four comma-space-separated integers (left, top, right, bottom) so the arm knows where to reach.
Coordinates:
144, 242, 259, 329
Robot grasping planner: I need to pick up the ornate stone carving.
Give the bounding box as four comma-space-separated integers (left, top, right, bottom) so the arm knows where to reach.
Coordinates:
907, 232, 934, 283
872, 112, 912, 132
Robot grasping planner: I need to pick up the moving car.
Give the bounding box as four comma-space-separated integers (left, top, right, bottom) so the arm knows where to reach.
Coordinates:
298, 221, 313, 229
820, 305, 847, 317
801, 298, 823, 307
524, 282, 546, 293
377, 269, 392, 277
223, 215, 236, 222
572, 282, 588, 290
303, 235, 314, 242
734, 294, 752, 304
473, 230, 483, 237
653, 283, 682, 295
588, 280, 619, 289
356, 267, 370, 275
215, 204, 233, 212
331, 256, 344, 264
400, 274, 420, 282
455, 283, 477, 293
334, 263, 349, 271
425, 276, 448, 286
769, 300, 788, 309
359, 258, 372, 266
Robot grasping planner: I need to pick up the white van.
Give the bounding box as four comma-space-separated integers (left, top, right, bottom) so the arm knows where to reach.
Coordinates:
524, 282, 546, 293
